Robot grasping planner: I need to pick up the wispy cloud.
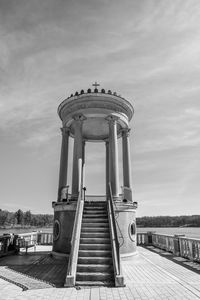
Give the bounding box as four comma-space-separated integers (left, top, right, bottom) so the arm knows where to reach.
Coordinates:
0, 0, 200, 215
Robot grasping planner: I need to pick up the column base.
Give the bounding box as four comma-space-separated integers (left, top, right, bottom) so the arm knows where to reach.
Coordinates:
114, 201, 137, 256
122, 186, 132, 202
52, 201, 77, 255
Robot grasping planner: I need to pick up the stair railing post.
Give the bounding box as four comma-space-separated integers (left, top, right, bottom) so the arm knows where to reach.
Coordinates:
65, 158, 84, 287
107, 182, 124, 287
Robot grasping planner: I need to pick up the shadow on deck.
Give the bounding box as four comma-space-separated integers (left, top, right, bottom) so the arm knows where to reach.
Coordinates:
0, 245, 200, 299
0, 247, 68, 288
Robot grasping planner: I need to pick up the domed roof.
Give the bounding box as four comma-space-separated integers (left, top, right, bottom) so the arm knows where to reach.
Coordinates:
58, 86, 134, 141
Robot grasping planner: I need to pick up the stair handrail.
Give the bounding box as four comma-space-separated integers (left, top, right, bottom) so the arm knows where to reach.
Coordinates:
112, 198, 125, 248
65, 159, 84, 287
107, 182, 124, 286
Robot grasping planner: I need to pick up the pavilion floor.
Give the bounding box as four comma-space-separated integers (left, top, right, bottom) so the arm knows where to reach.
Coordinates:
0, 245, 200, 300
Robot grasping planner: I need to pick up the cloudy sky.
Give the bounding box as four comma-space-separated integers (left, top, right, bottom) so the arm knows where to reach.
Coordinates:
0, 0, 200, 216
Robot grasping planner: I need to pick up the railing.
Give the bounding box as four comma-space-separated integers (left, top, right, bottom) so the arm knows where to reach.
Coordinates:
1, 230, 200, 264
0, 231, 54, 256
37, 232, 53, 245
65, 158, 84, 287
137, 232, 200, 261
137, 232, 149, 245
107, 183, 124, 287
18, 232, 38, 253
0, 234, 19, 257
179, 236, 200, 262
152, 233, 175, 253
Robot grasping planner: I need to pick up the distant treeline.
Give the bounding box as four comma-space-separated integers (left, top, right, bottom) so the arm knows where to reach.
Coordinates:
136, 215, 200, 227
0, 209, 53, 227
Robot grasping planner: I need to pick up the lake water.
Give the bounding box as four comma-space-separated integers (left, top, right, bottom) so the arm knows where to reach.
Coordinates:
1, 227, 200, 239
0, 227, 53, 236
137, 227, 200, 239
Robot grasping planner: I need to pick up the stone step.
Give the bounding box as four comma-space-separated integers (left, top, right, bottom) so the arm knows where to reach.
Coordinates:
82, 218, 108, 223
78, 256, 113, 265
77, 264, 113, 273
84, 201, 106, 205
78, 250, 112, 257
81, 232, 110, 238
75, 280, 114, 287
81, 227, 109, 233
80, 237, 110, 244
76, 272, 114, 282
83, 210, 107, 214
83, 214, 108, 218
82, 223, 109, 228
79, 243, 111, 250
84, 206, 106, 210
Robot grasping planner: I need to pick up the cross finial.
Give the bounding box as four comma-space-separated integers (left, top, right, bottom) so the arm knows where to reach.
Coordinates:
92, 81, 100, 89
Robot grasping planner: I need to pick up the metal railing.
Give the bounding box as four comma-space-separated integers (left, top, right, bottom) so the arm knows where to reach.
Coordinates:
107, 183, 124, 287
65, 158, 84, 287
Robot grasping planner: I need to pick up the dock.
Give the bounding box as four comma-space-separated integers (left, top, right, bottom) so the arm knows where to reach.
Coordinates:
1, 245, 200, 300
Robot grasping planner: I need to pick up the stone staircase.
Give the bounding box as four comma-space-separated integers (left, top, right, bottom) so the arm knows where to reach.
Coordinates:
76, 201, 114, 286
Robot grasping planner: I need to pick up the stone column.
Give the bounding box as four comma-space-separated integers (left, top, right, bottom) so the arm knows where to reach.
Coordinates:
106, 115, 119, 197
122, 128, 132, 188
72, 115, 86, 197
58, 127, 69, 201
105, 140, 109, 197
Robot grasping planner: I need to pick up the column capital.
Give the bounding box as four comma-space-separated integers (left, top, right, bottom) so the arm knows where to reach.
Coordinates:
105, 115, 119, 124
60, 127, 70, 135
121, 127, 131, 137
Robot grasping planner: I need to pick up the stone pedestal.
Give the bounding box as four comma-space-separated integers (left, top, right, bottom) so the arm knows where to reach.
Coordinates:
114, 202, 137, 257
52, 202, 77, 255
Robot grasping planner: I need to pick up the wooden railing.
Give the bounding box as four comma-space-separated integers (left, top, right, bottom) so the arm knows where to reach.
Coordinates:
37, 232, 53, 245
179, 236, 200, 262
18, 232, 38, 253
108, 183, 124, 287
65, 158, 84, 287
152, 233, 175, 253
137, 232, 149, 245
137, 232, 200, 261
0, 234, 19, 257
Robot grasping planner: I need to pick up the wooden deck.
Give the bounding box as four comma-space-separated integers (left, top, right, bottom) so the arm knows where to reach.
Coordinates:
0, 245, 200, 299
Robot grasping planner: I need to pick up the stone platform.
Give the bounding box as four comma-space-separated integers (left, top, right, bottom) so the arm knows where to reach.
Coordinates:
1, 246, 200, 300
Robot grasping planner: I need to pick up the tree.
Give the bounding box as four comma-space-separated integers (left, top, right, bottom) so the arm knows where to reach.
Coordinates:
24, 210, 32, 225
0, 210, 8, 226
15, 209, 24, 225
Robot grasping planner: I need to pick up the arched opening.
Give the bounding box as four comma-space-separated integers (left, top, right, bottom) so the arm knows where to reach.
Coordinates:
84, 142, 106, 196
